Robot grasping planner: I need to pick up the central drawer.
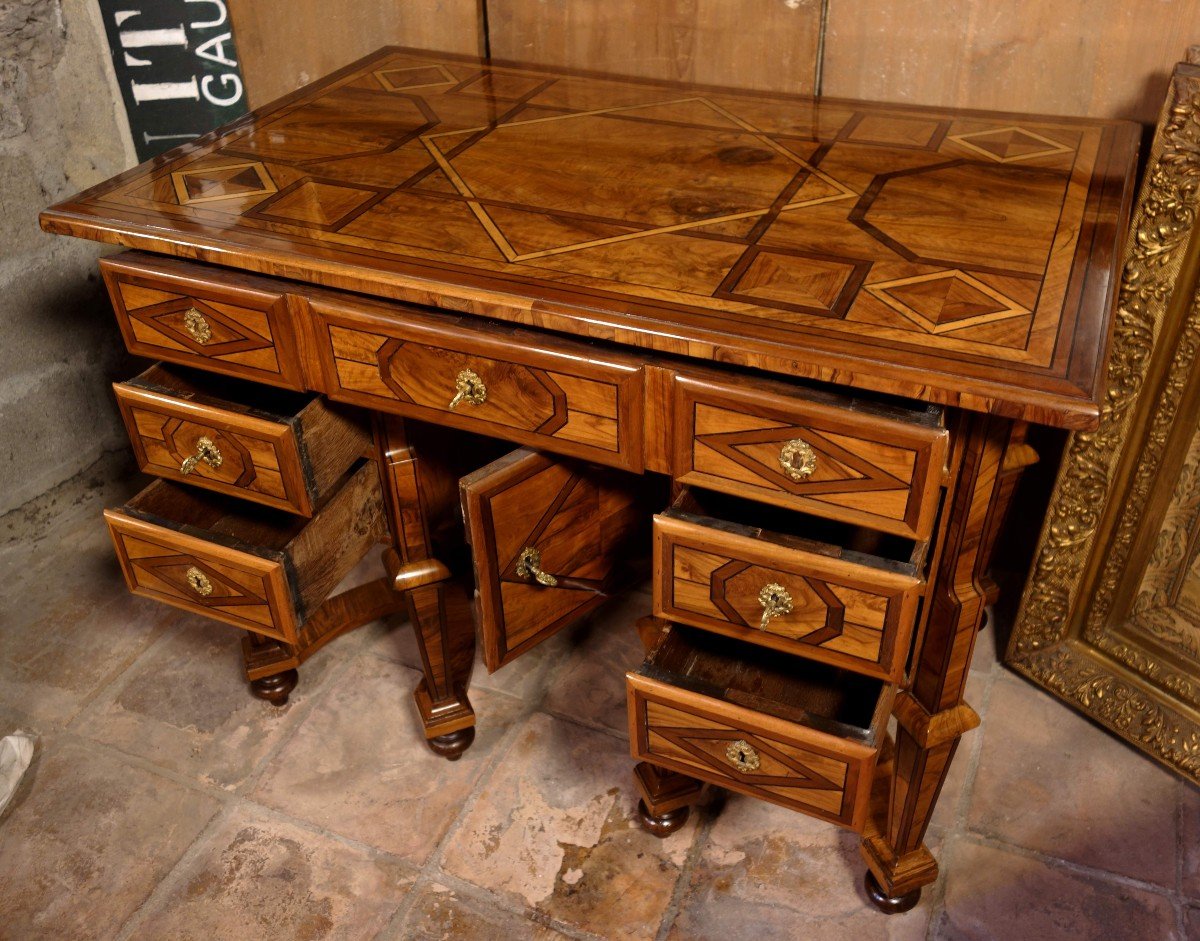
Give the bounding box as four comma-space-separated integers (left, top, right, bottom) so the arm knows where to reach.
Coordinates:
308, 296, 645, 472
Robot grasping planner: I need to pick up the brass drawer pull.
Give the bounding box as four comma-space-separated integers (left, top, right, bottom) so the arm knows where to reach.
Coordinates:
180, 436, 223, 475
758, 582, 793, 629
183, 307, 213, 344
779, 438, 817, 481
449, 368, 487, 409
185, 566, 213, 597
515, 546, 558, 587
725, 739, 761, 773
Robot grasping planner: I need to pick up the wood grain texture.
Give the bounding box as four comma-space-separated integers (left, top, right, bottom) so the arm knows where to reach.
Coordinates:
229, 0, 483, 107
115, 364, 368, 516
461, 447, 644, 671
487, 0, 822, 94
823, 1, 1200, 126
104, 461, 386, 644
42, 48, 1141, 429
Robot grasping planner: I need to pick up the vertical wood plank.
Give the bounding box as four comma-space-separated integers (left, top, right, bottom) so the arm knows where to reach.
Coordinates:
228, 1, 484, 107
822, 0, 1200, 124
488, 0, 824, 94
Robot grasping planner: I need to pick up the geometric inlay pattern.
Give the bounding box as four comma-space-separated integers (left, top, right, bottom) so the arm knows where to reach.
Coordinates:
653, 725, 842, 791
866, 270, 1029, 334
171, 161, 277, 205
246, 179, 388, 230
948, 126, 1074, 163
718, 247, 873, 318
374, 64, 457, 93
127, 296, 274, 356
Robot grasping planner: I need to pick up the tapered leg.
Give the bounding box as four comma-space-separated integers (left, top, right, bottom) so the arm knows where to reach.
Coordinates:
406, 579, 477, 759
861, 414, 1005, 911
633, 762, 704, 837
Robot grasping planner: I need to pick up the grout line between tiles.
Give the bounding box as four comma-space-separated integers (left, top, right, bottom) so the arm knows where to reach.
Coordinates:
653, 797, 717, 941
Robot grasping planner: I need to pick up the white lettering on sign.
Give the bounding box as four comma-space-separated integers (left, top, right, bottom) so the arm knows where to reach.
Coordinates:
196, 33, 237, 68
201, 73, 242, 106
131, 77, 200, 104
184, 0, 228, 29
120, 27, 188, 48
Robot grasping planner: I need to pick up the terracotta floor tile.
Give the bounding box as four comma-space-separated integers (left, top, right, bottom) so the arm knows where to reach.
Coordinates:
937, 837, 1180, 941
667, 794, 933, 941
543, 590, 652, 734
396, 881, 574, 940
0, 738, 221, 940
1185, 903, 1199, 939
1182, 785, 1200, 899
127, 806, 415, 941
929, 668, 992, 831
252, 653, 523, 863
74, 615, 343, 790
966, 671, 1179, 886
441, 712, 696, 941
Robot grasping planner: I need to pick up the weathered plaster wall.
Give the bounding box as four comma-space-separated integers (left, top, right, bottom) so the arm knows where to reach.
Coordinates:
0, 0, 136, 517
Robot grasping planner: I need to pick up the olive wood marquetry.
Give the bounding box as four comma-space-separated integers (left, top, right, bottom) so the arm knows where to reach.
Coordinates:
41, 47, 1139, 430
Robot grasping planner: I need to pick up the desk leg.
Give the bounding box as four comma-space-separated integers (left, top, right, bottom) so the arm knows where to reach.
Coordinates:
861, 414, 1006, 912
377, 416, 477, 760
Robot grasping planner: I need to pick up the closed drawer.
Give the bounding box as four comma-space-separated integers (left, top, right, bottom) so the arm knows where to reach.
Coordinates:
654, 489, 922, 681
104, 461, 387, 644
115, 364, 370, 517
100, 252, 305, 390
309, 296, 645, 472
671, 373, 948, 539
627, 625, 891, 831
461, 447, 647, 671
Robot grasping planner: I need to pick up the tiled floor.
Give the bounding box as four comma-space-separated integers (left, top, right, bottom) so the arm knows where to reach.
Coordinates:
1, 463, 1197, 940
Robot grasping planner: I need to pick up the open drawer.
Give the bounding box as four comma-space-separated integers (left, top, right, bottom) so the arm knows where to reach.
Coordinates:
654, 488, 924, 681
461, 448, 648, 672
115, 364, 370, 517
628, 624, 892, 831
104, 461, 387, 645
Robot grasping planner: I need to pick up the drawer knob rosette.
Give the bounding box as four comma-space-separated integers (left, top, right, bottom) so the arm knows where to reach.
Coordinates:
183, 307, 213, 344
515, 546, 558, 587
779, 438, 817, 481
449, 368, 487, 409
757, 582, 793, 629
185, 566, 213, 597
724, 739, 761, 773
180, 436, 223, 475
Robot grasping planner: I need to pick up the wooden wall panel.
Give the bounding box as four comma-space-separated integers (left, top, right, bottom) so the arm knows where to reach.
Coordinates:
822, 0, 1200, 124
229, 1, 483, 107
486, 0, 824, 94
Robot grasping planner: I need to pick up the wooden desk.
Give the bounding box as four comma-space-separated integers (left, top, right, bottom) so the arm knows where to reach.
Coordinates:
41, 47, 1138, 912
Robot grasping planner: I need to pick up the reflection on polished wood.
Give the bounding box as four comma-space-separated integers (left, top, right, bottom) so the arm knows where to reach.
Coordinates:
42, 47, 1138, 430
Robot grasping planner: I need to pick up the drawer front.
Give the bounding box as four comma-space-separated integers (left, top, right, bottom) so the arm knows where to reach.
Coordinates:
627, 672, 876, 830
672, 375, 948, 539
311, 300, 644, 471
654, 514, 921, 681
462, 448, 643, 671
105, 511, 299, 644
100, 255, 304, 390
115, 380, 315, 516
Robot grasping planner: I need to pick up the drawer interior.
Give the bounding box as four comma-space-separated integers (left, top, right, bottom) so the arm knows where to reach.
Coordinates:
665, 486, 921, 572
126, 363, 317, 420
640, 624, 889, 746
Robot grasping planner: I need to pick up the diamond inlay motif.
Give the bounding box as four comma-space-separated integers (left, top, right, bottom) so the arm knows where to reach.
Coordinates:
949, 126, 1073, 163
374, 64, 456, 92
248, 180, 386, 229
867, 270, 1029, 334
172, 162, 277, 205
720, 248, 872, 319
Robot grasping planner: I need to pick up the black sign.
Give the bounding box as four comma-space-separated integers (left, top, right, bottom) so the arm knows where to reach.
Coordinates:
98, 0, 249, 161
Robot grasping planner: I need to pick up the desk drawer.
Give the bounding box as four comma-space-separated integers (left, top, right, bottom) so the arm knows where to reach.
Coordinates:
309, 298, 645, 472
104, 462, 386, 645
671, 374, 948, 539
115, 365, 369, 516
100, 253, 305, 390
654, 489, 922, 681
628, 625, 891, 831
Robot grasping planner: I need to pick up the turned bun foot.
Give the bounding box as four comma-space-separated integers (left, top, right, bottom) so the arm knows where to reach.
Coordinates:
864, 871, 921, 914
250, 668, 298, 706
637, 799, 690, 838
427, 727, 475, 760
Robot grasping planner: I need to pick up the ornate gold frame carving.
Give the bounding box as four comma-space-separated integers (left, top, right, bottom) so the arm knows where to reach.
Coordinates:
1006, 60, 1200, 781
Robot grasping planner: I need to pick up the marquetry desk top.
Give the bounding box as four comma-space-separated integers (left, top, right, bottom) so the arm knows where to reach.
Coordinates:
42, 47, 1139, 429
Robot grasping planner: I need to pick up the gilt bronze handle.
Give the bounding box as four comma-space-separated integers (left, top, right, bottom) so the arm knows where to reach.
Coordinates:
448, 368, 487, 409
180, 436, 223, 475
779, 438, 817, 481
757, 582, 793, 629
183, 307, 213, 344
515, 546, 558, 587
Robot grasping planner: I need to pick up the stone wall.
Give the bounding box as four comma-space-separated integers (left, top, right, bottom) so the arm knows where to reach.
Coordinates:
0, 0, 136, 518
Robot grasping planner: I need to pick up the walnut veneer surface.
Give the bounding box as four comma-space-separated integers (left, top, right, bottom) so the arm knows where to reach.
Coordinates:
40, 46, 1141, 914
42, 47, 1137, 430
